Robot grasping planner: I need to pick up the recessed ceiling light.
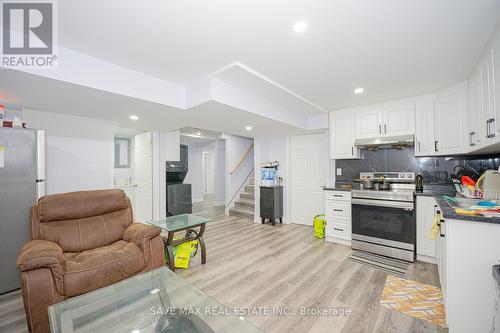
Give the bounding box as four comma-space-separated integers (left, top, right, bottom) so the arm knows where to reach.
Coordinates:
354, 87, 364, 94
129, 115, 139, 120
293, 21, 308, 33
196, 131, 202, 136
245, 126, 252, 131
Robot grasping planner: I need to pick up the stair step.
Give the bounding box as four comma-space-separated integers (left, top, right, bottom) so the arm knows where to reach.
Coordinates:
244, 184, 254, 192
235, 199, 254, 209
229, 207, 254, 220
240, 192, 254, 200
248, 178, 254, 185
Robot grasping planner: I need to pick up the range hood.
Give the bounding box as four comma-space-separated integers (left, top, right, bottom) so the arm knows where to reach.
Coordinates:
354, 135, 414, 150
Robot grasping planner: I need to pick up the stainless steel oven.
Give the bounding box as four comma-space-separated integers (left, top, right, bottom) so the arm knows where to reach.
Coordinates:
350, 172, 416, 262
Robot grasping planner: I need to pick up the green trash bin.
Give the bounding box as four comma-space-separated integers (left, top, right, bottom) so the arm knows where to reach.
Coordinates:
313, 214, 326, 239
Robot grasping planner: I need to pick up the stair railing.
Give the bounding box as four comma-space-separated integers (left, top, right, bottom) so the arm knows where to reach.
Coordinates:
229, 143, 254, 174
226, 168, 255, 210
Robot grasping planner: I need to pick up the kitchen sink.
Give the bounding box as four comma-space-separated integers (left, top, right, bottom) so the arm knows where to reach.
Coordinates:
443, 196, 498, 209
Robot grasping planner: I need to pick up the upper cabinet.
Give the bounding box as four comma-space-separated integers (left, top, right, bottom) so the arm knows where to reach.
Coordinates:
355, 104, 414, 139
467, 48, 498, 152
355, 109, 383, 139
414, 95, 436, 156
382, 104, 415, 136
434, 82, 468, 155
330, 111, 360, 159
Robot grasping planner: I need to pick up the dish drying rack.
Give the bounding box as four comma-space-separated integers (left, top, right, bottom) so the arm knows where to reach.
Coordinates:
454, 182, 483, 199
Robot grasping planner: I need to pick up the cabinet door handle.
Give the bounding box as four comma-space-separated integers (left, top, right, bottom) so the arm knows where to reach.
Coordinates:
333, 209, 344, 212
439, 219, 445, 237
418, 141, 421, 153
333, 227, 344, 232
487, 119, 496, 138
351, 146, 354, 155
333, 195, 343, 198
379, 124, 382, 135
384, 124, 387, 134
469, 131, 476, 146
434, 140, 439, 152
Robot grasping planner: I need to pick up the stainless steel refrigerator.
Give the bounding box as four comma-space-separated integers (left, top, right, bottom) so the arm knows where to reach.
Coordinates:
0, 127, 46, 294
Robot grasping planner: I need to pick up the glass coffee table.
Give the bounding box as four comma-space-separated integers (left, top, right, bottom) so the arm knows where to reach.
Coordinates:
147, 214, 212, 271
48, 267, 262, 333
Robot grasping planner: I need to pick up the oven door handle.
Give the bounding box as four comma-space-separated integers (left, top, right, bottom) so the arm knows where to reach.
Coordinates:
352, 198, 414, 210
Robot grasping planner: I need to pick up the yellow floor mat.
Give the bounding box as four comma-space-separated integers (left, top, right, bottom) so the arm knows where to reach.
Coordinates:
380, 275, 446, 327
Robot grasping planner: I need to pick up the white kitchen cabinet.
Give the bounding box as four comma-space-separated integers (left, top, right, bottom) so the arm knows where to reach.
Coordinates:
382, 104, 415, 136
355, 109, 383, 139
434, 82, 468, 155
329, 111, 360, 159
467, 68, 487, 148
436, 216, 500, 333
415, 196, 437, 262
324, 190, 351, 246
414, 95, 436, 156
355, 104, 414, 139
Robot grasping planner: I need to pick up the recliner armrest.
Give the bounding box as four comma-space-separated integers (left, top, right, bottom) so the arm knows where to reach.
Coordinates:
16, 240, 66, 294
123, 222, 162, 250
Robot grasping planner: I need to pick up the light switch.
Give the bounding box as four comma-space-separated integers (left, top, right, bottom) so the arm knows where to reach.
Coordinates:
336, 168, 342, 176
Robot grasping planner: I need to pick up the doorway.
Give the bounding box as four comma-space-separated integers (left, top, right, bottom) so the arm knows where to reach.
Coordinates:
290, 133, 328, 226
203, 151, 215, 196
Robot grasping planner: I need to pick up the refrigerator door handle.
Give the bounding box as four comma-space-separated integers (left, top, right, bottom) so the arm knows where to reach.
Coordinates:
36, 130, 46, 180
36, 180, 46, 200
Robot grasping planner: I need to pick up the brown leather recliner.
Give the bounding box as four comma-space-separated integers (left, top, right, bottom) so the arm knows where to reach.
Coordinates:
16, 189, 165, 333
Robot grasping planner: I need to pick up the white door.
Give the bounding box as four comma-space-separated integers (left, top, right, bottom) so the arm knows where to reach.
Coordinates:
291, 133, 328, 226
330, 111, 359, 159
355, 109, 383, 139
203, 152, 215, 195
434, 83, 467, 155
134, 132, 153, 222
382, 104, 415, 136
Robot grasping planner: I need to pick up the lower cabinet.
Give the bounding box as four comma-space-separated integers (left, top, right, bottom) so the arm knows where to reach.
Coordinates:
324, 190, 352, 245
433, 205, 500, 333
415, 196, 437, 262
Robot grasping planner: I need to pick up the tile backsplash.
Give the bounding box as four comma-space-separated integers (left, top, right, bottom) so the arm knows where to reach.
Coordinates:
335, 147, 500, 184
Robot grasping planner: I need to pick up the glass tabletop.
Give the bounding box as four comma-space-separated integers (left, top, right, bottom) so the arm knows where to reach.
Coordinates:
147, 213, 211, 232
48, 267, 262, 333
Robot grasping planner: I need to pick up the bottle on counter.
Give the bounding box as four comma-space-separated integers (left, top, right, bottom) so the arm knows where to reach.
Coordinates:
415, 173, 424, 192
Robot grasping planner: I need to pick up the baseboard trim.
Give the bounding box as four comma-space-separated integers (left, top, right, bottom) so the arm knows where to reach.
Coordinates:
416, 254, 436, 264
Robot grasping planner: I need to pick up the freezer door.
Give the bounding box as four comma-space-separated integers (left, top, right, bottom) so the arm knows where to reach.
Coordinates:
0, 128, 37, 293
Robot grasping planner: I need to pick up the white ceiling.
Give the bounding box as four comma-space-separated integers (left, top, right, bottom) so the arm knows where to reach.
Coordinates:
58, 0, 500, 110
0, 69, 305, 137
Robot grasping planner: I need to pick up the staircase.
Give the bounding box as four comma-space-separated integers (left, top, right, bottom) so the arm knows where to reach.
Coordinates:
229, 175, 255, 220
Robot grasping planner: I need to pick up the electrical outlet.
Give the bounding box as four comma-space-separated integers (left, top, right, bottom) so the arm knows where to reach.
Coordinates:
336, 168, 342, 176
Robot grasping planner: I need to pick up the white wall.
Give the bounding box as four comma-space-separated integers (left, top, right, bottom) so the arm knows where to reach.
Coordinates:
254, 136, 289, 223
46, 137, 113, 194
225, 134, 254, 211
22, 109, 118, 195
183, 144, 204, 202
154, 130, 181, 219
181, 138, 226, 205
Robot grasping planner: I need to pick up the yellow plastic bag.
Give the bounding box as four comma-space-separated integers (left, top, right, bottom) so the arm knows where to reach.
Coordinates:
313, 214, 326, 239
174, 240, 199, 269
429, 211, 441, 240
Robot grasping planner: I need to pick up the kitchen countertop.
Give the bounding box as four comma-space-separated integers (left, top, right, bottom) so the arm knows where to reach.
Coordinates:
417, 185, 500, 224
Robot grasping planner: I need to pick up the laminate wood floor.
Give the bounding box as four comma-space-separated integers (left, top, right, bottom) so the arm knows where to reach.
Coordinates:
0, 197, 447, 333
